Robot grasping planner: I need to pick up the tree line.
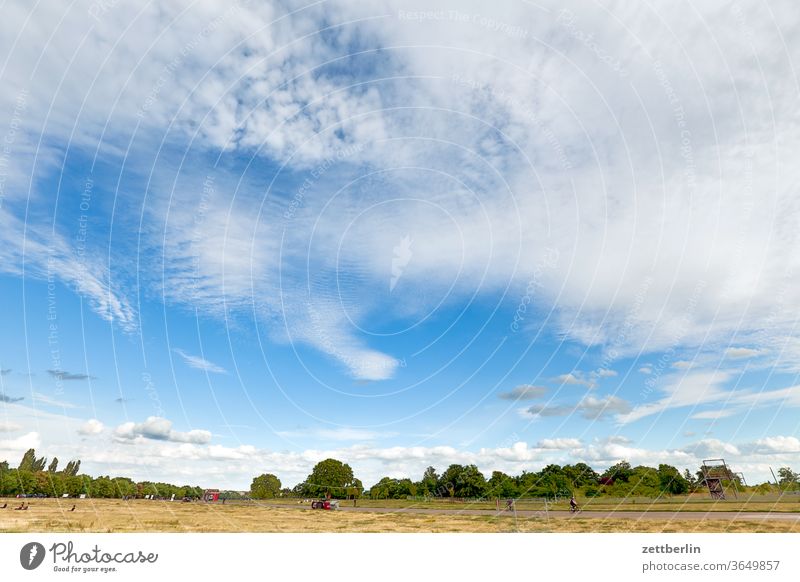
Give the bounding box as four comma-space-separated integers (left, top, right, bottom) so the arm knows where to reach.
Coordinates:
250, 459, 800, 500
1, 448, 203, 499
5, 450, 799, 501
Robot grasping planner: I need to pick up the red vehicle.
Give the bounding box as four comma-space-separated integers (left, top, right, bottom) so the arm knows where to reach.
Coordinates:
310, 499, 339, 510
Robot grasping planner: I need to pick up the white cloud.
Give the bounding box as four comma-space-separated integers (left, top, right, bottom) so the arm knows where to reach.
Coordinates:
555, 372, 595, 389
579, 396, 632, 419
623, 371, 800, 425
749, 436, 800, 454
113, 417, 212, 445
33, 392, 81, 409
173, 349, 227, 374
575, 441, 694, 468
525, 403, 576, 418
0, 421, 22, 432
277, 427, 390, 442
617, 371, 732, 424
3, 397, 800, 487
725, 347, 766, 360
536, 438, 582, 450
497, 385, 547, 400
682, 439, 741, 458
78, 419, 104, 436
638, 366, 653, 375
2, 0, 800, 384
526, 394, 631, 420
672, 360, 694, 370
690, 409, 738, 420
0, 431, 41, 460
0, 209, 136, 331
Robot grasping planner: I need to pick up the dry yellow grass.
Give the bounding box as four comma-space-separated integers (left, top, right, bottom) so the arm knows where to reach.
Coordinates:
1, 498, 798, 533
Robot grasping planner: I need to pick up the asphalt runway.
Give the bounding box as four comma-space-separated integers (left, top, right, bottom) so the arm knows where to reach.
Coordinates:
264, 504, 800, 521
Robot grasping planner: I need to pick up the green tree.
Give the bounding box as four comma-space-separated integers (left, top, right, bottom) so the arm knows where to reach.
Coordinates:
488, 471, 518, 498
346, 478, 363, 499
777, 467, 799, 487
91, 476, 115, 498
47, 457, 59, 473
606, 466, 660, 497
437, 464, 465, 497
302, 458, 358, 499
250, 473, 282, 499
601, 461, 633, 483
369, 477, 416, 499
563, 463, 600, 487
13, 470, 37, 496
417, 466, 439, 496
18, 448, 37, 472
112, 477, 137, 498
438, 464, 487, 498
683, 469, 699, 492
62, 460, 81, 477
536, 466, 572, 498
658, 464, 689, 495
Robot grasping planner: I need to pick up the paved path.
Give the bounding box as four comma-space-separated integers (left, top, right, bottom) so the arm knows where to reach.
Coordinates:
262, 503, 800, 521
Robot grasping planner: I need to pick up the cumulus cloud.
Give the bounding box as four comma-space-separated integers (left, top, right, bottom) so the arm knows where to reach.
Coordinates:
3, 398, 800, 487
68, 434, 800, 489
555, 373, 595, 389
0, 421, 22, 432
527, 394, 632, 420
671, 361, 694, 370
525, 403, 575, 418
497, 385, 547, 400
277, 427, 391, 441
0, 431, 41, 459
536, 438, 582, 449
725, 347, 766, 360
113, 417, 212, 445
682, 438, 742, 458
78, 419, 104, 436
748, 436, 800, 454
579, 396, 633, 420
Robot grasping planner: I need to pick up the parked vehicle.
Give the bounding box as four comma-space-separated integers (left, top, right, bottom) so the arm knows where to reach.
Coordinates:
310, 499, 340, 510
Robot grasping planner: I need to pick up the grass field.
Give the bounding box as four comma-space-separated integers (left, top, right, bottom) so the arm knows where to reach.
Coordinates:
268, 493, 800, 513
1, 497, 799, 533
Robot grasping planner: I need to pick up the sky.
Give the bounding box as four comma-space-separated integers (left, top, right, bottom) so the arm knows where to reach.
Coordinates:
1, 0, 799, 490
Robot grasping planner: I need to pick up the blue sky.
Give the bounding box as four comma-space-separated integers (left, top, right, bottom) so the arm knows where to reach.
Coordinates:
1, 0, 800, 489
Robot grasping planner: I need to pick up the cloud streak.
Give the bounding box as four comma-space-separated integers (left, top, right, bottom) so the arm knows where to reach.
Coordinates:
46, 370, 93, 381
173, 350, 227, 375
498, 385, 548, 400
0, 392, 24, 403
